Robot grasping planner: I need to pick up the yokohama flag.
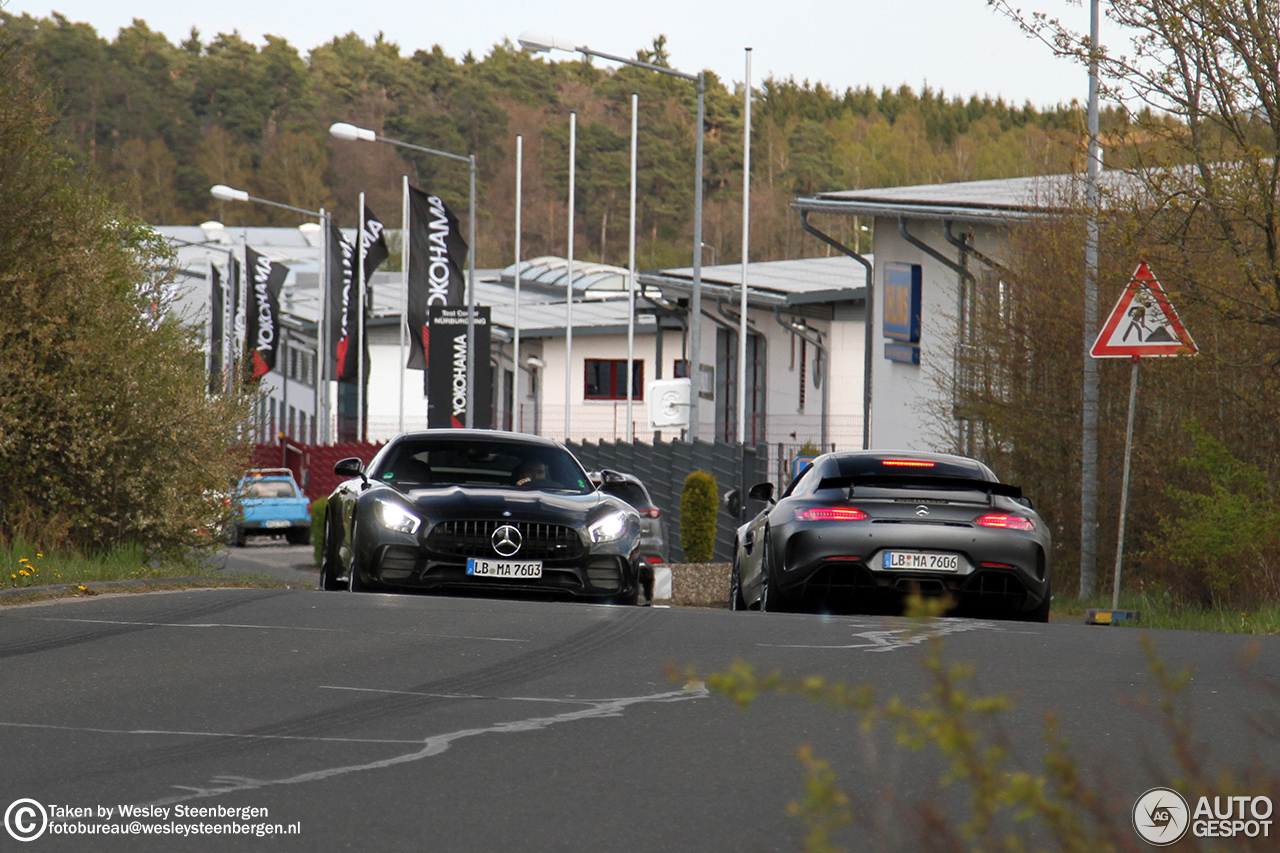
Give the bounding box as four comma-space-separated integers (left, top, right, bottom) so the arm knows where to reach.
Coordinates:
324, 221, 351, 382
244, 246, 288, 379
333, 205, 391, 383
406, 186, 466, 370
209, 264, 224, 394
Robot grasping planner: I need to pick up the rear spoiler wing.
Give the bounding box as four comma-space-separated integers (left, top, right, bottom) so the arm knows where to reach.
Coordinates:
818, 475, 1024, 501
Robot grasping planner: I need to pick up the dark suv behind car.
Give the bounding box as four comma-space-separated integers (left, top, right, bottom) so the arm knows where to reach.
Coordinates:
590, 470, 668, 566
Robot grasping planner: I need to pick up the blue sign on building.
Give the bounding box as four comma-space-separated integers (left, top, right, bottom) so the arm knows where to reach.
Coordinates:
883, 263, 922, 343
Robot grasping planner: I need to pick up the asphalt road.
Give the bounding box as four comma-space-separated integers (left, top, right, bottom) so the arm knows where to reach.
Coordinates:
2, 589, 1277, 851
205, 540, 318, 588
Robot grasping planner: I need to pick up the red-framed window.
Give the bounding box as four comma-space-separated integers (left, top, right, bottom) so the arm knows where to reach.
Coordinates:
584, 359, 644, 401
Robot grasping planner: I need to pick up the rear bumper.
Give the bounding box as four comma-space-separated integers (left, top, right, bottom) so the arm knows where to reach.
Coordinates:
771, 520, 1050, 613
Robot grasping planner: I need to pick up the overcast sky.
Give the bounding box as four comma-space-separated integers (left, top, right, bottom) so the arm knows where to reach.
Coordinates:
3, 0, 1110, 109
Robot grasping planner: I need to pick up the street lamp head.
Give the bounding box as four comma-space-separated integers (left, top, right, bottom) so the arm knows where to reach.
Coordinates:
518, 31, 576, 53
199, 220, 226, 243
210, 184, 249, 203
298, 221, 322, 247
329, 121, 376, 142
526, 355, 545, 369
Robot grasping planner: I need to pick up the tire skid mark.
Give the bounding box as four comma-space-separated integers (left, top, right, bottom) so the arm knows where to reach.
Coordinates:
0, 590, 291, 660
28, 606, 658, 787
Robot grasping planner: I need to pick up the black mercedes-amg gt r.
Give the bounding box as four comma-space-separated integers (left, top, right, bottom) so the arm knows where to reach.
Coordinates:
730, 450, 1052, 620
319, 430, 647, 604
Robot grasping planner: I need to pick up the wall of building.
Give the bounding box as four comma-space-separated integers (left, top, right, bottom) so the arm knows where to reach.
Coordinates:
867, 217, 1006, 452
538, 331, 667, 443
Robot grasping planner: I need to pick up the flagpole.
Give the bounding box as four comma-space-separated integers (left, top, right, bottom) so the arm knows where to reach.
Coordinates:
465, 155, 477, 429
400, 176, 409, 434
738, 47, 752, 447
565, 111, 576, 442
514, 134, 523, 435
357, 192, 366, 443
318, 207, 330, 443
626, 93, 638, 442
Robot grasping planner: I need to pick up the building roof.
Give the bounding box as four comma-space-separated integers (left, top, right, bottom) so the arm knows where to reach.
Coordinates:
794, 170, 1142, 224
642, 255, 869, 307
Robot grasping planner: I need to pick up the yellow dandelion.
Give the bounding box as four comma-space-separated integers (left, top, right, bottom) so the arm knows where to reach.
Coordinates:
36, 553, 43, 557
19, 558, 28, 563
9, 574, 15, 580
19, 569, 29, 576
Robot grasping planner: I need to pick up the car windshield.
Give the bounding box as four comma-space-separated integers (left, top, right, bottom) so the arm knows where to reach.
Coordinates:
373, 439, 593, 494
243, 480, 297, 498
602, 482, 652, 510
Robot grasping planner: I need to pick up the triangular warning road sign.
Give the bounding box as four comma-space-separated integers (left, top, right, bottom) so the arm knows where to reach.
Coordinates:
1091, 262, 1198, 358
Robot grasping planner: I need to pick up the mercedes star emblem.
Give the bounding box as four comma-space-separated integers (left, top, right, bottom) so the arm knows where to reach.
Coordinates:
492, 524, 522, 557
915, 505, 930, 517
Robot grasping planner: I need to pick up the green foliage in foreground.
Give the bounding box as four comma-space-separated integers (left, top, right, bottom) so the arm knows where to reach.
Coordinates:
311, 498, 327, 566
687, 597, 1277, 852
0, 43, 251, 559
0, 538, 212, 590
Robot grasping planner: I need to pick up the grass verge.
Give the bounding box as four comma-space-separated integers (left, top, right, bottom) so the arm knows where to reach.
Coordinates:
1051, 590, 1280, 633
1, 537, 289, 603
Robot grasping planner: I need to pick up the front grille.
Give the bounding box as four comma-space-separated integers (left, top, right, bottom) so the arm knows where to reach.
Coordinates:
425, 520, 587, 561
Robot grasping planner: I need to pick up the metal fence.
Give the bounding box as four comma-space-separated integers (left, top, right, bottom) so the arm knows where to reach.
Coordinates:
565, 438, 770, 563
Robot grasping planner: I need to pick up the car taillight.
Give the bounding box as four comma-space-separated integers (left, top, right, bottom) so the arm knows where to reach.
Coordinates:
975, 514, 1035, 531
646, 508, 660, 518
881, 459, 935, 468
795, 507, 868, 521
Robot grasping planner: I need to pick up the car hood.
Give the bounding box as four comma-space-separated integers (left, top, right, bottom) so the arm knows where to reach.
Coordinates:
400, 486, 617, 525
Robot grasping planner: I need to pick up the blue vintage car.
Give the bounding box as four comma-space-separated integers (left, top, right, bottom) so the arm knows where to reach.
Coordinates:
233, 468, 312, 546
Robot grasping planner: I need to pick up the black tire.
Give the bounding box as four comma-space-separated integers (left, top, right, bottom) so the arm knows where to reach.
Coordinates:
757, 530, 777, 612
729, 557, 747, 611
318, 512, 345, 591
233, 527, 247, 548
347, 521, 372, 592
1019, 592, 1051, 623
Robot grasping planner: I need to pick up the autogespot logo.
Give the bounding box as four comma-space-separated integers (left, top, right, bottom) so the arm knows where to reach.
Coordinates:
1133, 787, 1190, 846
5, 799, 49, 842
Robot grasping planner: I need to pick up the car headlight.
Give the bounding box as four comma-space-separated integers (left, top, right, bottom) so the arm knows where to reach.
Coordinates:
375, 500, 421, 535
588, 510, 628, 543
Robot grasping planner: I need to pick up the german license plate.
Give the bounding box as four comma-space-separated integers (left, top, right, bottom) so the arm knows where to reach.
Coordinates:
264, 520, 290, 528
882, 551, 960, 571
466, 558, 543, 579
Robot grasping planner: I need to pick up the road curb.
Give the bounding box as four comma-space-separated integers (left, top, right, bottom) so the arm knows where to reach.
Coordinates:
0, 576, 294, 604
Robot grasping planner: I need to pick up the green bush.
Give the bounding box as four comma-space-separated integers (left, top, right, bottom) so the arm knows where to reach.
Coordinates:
0, 46, 251, 559
1144, 421, 1280, 605
311, 497, 327, 566
680, 470, 718, 563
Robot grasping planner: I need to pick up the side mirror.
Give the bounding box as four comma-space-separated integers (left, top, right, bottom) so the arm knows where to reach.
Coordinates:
600, 468, 627, 485
722, 488, 742, 517
748, 482, 774, 503
334, 457, 365, 480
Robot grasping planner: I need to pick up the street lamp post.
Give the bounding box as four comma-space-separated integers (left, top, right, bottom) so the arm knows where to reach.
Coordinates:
518, 32, 706, 442
210, 184, 332, 442
328, 122, 479, 429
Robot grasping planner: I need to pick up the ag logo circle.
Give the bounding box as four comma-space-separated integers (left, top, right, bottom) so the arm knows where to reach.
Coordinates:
5, 799, 48, 842
1132, 787, 1190, 846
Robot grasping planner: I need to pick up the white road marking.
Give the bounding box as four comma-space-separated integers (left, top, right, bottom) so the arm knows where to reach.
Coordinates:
147, 687, 708, 807
0, 720, 420, 744
9, 616, 529, 643
761, 618, 1006, 652
318, 686, 599, 705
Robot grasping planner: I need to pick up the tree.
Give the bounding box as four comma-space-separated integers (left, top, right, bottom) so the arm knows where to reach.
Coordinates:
988, 0, 1280, 345
0, 40, 250, 556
